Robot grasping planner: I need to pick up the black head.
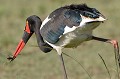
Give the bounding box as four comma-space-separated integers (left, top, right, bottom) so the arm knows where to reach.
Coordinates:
25, 15, 42, 33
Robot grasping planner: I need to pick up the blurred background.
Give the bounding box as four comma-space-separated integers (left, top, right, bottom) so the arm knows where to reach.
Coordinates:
0, 0, 120, 79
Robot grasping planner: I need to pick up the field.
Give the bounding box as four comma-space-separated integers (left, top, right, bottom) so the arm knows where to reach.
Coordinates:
0, 0, 120, 79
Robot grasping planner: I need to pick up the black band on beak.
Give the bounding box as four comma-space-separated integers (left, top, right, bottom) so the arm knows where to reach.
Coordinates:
22, 31, 33, 44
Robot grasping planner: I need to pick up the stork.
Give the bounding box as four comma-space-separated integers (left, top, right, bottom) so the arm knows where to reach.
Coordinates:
8, 4, 119, 79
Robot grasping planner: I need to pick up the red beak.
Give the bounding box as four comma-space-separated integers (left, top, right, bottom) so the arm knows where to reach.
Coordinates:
13, 39, 25, 57
7, 21, 33, 61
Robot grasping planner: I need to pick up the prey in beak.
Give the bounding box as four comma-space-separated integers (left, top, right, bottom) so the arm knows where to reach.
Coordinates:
7, 21, 33, 61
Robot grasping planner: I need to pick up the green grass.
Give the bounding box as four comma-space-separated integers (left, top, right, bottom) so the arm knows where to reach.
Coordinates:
0, 0, 120, 79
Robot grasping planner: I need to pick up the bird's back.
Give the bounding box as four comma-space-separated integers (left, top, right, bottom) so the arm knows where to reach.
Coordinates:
40, 4, 104, 48
40, 4, 83, 44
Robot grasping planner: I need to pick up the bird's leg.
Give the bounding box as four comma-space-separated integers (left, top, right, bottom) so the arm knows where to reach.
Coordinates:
92, 36, 120, 78
92, 36, 120, 67
59, 53, 68, 79
92, 36, 119, 47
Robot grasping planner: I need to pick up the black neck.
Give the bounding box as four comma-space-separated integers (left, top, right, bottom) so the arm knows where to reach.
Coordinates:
28, 15, 52, 53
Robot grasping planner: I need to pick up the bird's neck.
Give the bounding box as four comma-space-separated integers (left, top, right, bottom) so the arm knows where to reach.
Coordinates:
34, 22, 45, 47
34, 23, 53, 53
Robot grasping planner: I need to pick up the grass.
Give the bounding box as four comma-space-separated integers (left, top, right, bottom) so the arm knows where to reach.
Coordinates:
0, 0, 120, 79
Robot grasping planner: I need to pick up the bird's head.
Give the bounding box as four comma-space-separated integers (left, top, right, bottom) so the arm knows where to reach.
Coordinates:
7, 15, 41, 61
7, 15, 52, 61
78, 4, 106, 28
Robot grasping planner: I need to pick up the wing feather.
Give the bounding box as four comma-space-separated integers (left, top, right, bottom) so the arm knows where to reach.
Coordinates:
40, 8, 82, 44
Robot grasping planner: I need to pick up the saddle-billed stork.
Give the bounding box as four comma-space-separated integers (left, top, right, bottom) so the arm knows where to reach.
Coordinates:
7, 4, 119, 79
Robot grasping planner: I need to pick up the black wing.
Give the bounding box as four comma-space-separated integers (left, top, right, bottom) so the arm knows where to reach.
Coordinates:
40, 8, 82, 44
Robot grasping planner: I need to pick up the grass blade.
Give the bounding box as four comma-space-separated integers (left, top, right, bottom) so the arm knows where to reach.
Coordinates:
98, 53, 111, 79
63, 52, 92, 79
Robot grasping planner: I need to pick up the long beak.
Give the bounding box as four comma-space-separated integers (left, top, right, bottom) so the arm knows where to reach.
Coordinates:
8, 31, 33, 60
7, 21, 33, 61
14, 31, 33, 57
